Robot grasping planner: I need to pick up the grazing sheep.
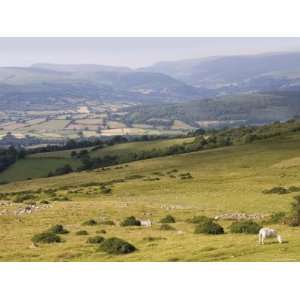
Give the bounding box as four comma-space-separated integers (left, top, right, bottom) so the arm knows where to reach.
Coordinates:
258, 227, 282, 244
140, 219, 152, 227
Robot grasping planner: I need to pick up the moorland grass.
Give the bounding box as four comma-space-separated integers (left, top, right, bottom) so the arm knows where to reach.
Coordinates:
2, 133, 300, 261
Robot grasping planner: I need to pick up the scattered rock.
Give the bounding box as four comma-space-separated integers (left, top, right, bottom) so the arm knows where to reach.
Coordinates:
214, 213, 268, 221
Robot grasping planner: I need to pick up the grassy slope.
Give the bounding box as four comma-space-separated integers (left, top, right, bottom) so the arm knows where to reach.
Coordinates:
1, 133, 300, 261
0, 137, 193, 182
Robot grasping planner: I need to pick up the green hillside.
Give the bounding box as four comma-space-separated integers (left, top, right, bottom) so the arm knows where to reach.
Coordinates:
1, 132, 300, 261
0, 137, 194, 182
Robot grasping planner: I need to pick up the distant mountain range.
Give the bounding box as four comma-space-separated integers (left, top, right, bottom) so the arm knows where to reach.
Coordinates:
0, 63, 205, 109
2, 52, 300, 121
142, 52, 300, 94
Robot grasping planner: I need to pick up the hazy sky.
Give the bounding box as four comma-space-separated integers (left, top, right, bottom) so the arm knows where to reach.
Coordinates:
1, 37, 300, 68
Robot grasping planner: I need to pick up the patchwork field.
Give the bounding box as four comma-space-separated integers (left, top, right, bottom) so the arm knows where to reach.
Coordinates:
1, 133, 300, 261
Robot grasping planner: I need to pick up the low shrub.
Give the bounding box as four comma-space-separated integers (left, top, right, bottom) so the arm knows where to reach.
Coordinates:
120, 216, 141, 227
194, 221, 224, 235
32, 232, 61, 244
229, 220, 261, 234
266, 212, 287, 224
82, 219, 97, 226
96, 229, 107, 234
262, 186, 288, 194
99, 237, 136, 254
160, 214, 176, 224
48, 224, 69, 234
288, 186, 300, 193
160, 224, 175, 231
76, 230, 88, 236
287, 197, 300, 226
87, 235, 105, 244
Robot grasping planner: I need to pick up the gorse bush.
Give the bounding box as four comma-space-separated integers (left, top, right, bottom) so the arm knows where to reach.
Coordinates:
76, 230, 88, 236
120, 216, 141, 227
194, 221, 224, 235
87, 236, 105, 244
229, 220, 261, 234
99, 237, 136, 254
48, 224, 69, 234
82, 219, 97, 226
32, 232, 61, 244
160, 215, 176, 224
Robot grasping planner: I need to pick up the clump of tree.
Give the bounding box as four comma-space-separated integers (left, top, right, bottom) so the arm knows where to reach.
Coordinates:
0, 146, 26, 173
48, 164, 73, 177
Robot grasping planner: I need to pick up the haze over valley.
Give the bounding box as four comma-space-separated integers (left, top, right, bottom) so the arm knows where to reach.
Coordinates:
2, 51, 300, 146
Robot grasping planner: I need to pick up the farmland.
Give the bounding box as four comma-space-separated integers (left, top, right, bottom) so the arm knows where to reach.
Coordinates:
0, 137, 194, 182
0, 102, 192, 146
1, 131, 300, 261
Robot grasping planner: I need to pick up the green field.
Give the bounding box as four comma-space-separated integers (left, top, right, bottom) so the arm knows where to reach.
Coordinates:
1, 133, 300, 261
0, 137, 194, 182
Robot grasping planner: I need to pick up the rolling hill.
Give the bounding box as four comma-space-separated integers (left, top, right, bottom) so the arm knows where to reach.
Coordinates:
143, 52, 300, 93
0, 137, 194, 182
1, 129, 300, 261
121, 92, 300, 127
0, 64, 203, 110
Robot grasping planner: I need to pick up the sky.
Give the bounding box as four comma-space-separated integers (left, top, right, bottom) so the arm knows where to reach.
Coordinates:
1, 37, 300, 68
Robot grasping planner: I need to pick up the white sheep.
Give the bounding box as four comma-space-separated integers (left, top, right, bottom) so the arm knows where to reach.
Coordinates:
258, 227, 282, 244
